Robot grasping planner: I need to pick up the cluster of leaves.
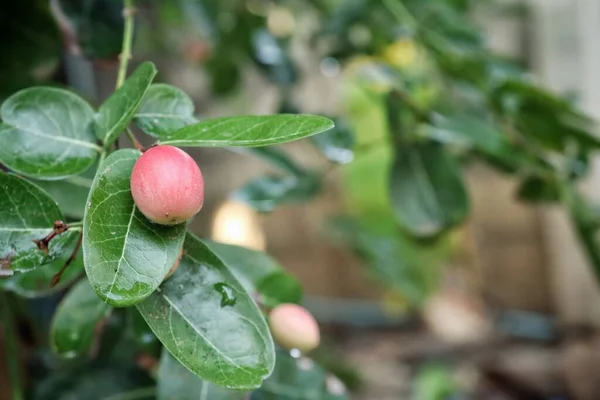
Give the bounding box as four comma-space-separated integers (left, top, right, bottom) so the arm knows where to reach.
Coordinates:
164, 0, 600, 302
0, 57, 348, 398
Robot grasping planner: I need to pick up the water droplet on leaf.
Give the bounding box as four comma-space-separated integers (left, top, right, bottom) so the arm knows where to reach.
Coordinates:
213, 282, 237, 307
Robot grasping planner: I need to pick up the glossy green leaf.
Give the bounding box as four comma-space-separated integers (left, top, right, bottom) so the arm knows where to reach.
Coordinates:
232, 174, 321, 212
94, 62, 157, 146
311, 119, 355, 164
0, 173, 77, 273
136, 234, 275, 390
253, 350, 348, 400
50, 279, 112, 358
425, 114, 504, 153
159, 115, 334, 147
31, 163, 97, 219
57, 0, 124, 59
2, 238, 83, 298
389, 142, 469, 236
0, 87, 99, 179
83, 149, 186, 307
205, 241, 302, 307
134, 84, 197, 139
233, 147, 305, 176
158, 351, 247, 400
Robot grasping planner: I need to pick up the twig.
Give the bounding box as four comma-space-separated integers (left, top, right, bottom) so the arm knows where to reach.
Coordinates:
33, 220, 68, 254
0, 292, 24, 400
126, 128, 144, 152
116, 0, 136, 90
51, 232, 83, 287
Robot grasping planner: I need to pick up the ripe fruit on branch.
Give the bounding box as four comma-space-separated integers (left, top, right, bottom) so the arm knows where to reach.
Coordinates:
130, 145, 204, 225
269, 303, 320, 353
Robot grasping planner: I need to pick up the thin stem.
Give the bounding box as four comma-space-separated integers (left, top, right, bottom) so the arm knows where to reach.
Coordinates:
126, 128, 144, 152
51, 232, 83, 287
1, 292, 24, 400
116, 0, 135, 89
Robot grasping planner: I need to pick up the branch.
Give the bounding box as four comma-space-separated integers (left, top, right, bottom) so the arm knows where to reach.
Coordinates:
51, 232, 83, 287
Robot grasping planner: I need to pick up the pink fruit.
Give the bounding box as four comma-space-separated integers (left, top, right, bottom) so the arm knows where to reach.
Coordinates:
130, 145, 204, 225
269, 304, 320, 353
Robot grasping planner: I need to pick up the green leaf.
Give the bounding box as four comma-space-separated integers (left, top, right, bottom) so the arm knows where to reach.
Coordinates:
83, 149, 186, 307
31, 163, 97, 219
0, 1, 61, 98
251, 30, 298, 86
311, 119, 355, 164
517, 175, 560, 204
2, 238, 83, 298
159, 115, 334, 147
0, 87, 99, 179
0, 173, 77, 273
157, 351, 247, 400
234, 147, 306, 176
57, 0, 124, 59
94, 62, 157, 146
425, 114, 504, 153
129, 308, 161, 356
389, 142, 469, 236
232, 174, 321, 212
33, 362, 154, 400
205, 241, 302, 307
136, 233, 275, 390
134, 84, 197, 139
254, 350, 349, 400
50, 279, 112, 358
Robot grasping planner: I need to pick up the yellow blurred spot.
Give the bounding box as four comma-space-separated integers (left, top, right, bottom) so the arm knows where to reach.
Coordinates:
383, 39, 418, 68
381, 290, 410, 317
267, 7, 295, 38
211, 200, 266, 251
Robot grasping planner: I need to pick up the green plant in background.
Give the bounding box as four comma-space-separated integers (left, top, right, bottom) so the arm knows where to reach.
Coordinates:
177, 0, 600, 304
2, 0, 600, 398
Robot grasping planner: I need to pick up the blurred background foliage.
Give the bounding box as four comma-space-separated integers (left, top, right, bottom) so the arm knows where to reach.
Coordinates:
4, 0, 600, 398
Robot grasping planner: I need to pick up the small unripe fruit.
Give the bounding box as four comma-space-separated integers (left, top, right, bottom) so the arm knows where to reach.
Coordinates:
130, 145, 204, 225
269, 304, 320, 353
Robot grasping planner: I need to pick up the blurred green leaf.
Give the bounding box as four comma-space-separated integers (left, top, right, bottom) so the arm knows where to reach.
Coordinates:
94, 62, 157, 146
232, 173, 321, 212
414, 363, 457, 400
159, 115, 335, 148
0, 87, 99, 179
31, 163, 97, 219
136, 233, 275, 390
425, 114, 504, 153
33, 362, 154, 400
57, 0, 124, 59
205, 241, 303, 307
0, 0, 60, 98
134, 84, 197, 139
251, 30, 298, 86
253, 350, 349, 400
389, 142, 469, 236
517, 175, 560, 204
83, 149, 186, 307
234, 146, 306, 176
128, 308, 161, 357
50, 279, 112, 358
157, 351, 247, 400
330, 218, 445, 304
311, 119, 355, 164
